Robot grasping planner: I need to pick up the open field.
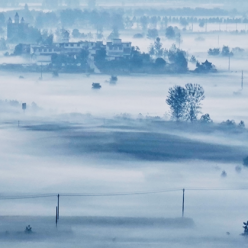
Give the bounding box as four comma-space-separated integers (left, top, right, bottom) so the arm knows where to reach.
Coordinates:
1, 6, 248, 247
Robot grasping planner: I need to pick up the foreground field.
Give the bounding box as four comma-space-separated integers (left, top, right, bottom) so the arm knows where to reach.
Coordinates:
0, 65, 247, 247
0, 116, 248, 247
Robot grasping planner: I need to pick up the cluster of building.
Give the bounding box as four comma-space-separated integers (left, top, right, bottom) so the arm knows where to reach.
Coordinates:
31, 39, 132, 63
7, 12, 133, 64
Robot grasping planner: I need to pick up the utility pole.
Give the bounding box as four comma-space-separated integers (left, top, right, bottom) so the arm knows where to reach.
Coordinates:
182, 189, 185, 218
57, 194, 60, 220
228, 55, 231, 71
56, 206, 58, 227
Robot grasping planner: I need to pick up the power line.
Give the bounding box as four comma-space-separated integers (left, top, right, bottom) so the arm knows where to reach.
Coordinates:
1, 187, 248, 200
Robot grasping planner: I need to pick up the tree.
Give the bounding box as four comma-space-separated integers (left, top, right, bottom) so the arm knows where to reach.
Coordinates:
147, 29, 158, 39
200, 114, 213, 123
185, 84, 205, 122
35, 14, 44, 29
154, 37, 163, 57
140, 16, 148, 32
41, 34, 53, 46
166, 86, 188, 121
168, 46, 188, 73
77, 49, 89, 63
199, 20, 205, 28
95, 47, 106, 63
195, 60, 216, 73
14, 44, 23, 55
221, 46, 232, 57
155, 58, 166, 68
243, 221, 248, 235
243, 157, 248, 167
111, 14, 124, 30
124, 16, 133, 29
108, 26, 119, 40
0, 38, 7, 51
150, 16, 158, 29
148, 44, 155, 56
190, 55, 197, 63
165, 26, 176, 39
221, 119, 236, 127
208, 48, 220, 56
72, 29, 81, 38
0, 13, 5, 28
24, 3, 29, 11
238, 121, 245, 128
180, 18, 188, 28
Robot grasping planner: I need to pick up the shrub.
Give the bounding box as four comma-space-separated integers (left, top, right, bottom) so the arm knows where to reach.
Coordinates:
147, 29, 159, 39
238, 121, 245, 128
200, 114, 213, 123
221, 119, 236, 127
243, 156, 248, 166
208, 48, 220, 56
133, 33, 143, 39
221, 171, 227, 177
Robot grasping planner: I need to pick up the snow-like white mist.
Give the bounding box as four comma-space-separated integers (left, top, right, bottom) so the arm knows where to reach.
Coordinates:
1, 2, 248, 248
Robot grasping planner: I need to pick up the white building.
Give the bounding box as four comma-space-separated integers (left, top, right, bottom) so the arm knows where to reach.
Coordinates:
30, 41, 105, 62
106, 39, 132, 60
30, 39, 132, 63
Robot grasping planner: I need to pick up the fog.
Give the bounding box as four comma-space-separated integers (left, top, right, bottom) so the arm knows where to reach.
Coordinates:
1, 1, 248, 247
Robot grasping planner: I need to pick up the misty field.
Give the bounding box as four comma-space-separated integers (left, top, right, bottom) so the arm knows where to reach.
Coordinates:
0, 66, 248, 247
1, 19, 248, 247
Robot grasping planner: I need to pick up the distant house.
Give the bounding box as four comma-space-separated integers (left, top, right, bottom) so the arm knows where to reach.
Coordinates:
30, 41, 105, 63
30, 45, 60, 63
106, 39, 132, 60
7, 13, 29, 42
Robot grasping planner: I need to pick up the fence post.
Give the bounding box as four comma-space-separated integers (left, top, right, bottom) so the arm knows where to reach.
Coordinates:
57, 194, 60, 220
182, 189, 185, 218
56, 206, 58, 227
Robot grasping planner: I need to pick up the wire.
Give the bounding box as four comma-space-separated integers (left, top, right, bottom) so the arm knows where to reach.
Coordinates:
0, 187, 248, 200
61, 189, 181, 197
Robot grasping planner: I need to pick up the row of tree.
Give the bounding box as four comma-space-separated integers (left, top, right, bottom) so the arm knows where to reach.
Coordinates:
208, 46, 244, 56
0, 7, 247, 37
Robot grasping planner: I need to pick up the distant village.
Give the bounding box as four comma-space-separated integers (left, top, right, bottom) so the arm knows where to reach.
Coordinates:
3, 12, 134, 74
1, 11, 217, 74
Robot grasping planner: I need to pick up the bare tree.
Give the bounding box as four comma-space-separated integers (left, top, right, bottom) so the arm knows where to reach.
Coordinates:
185, 84, 205, 122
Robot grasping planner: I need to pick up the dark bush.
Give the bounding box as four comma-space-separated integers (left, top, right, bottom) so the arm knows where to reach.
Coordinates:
208, 48, 220, 56
133, 33, 143, 39
155, 58, 166, 67
243, 156, 248, 166
147, 29, 159, 39
200, 114, 213, 123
